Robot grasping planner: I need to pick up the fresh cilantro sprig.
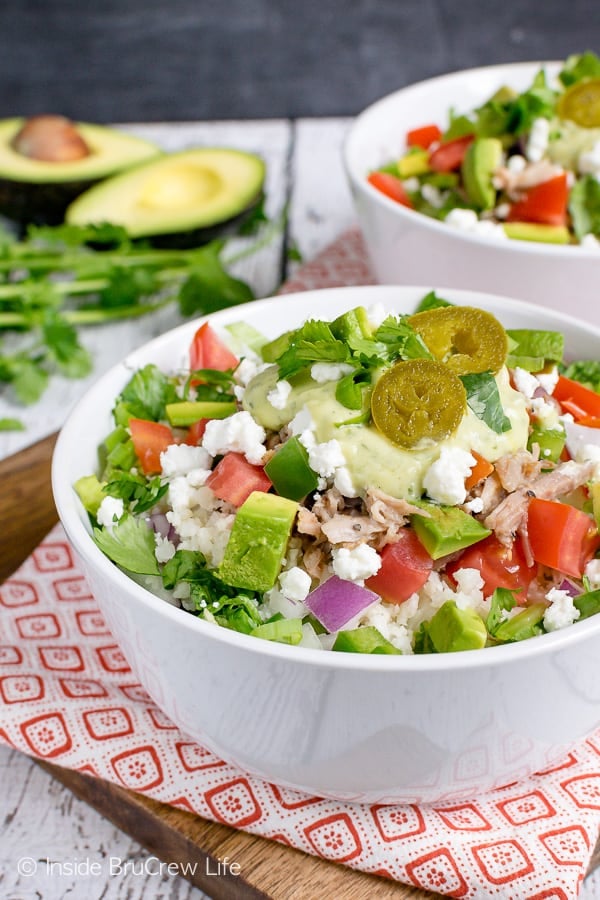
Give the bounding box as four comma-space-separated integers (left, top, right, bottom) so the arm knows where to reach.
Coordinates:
0, 218, 275, 411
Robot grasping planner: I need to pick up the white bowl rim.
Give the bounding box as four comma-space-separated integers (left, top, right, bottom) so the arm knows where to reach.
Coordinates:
343, 59, 600, 260
52, 283, 600, 674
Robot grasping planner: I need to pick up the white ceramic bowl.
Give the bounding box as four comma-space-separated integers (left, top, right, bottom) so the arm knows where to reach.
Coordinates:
52, 284, 600, 804
344, 62, 600, 325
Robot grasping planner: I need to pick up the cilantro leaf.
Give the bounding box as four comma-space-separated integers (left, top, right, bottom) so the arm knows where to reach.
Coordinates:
42, 311, 93, 378
118, 364, 179, 422
93, 516, 159, 575
460, 371, 512, 434
374, 315, 433, 360
103, 471, 168, 515
276, 319, 350, 379
559, 51, 600, 87
413, 291, 454, 313
178, 242, 254, 315
486, 587, 518, 636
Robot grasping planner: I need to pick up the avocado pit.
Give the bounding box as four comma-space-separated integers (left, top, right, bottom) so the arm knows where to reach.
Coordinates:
11, 115, 92, 163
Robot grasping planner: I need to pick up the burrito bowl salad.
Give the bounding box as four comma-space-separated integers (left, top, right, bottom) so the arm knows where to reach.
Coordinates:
75, 293, 600, 655
367, 51, 600, 248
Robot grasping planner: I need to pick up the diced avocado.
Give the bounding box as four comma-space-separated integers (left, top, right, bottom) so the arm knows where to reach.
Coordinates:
397, 148, 431, 178
411, 502, 491, 559
427, 601, 488, 652
165, 400, 237, 427
264, 436, 319, 501
74, 474, 106, 516
528, 423, 566, 463
332, 626, 401, 654
503, 222, 571, 244
218, 491, 298, 591
0, 116, 159, 226
461, 137, 503, 210
66, 148, 265, 246
330, 306, 374, 343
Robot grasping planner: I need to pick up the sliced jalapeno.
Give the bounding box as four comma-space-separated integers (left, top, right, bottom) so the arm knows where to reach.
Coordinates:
371, 358, 466, 448
408, 305, 508, 375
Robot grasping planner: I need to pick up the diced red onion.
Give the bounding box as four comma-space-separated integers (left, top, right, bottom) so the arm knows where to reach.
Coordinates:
558, 578, 582, 598
148, 512, 170, 538
304, 575, 379, 632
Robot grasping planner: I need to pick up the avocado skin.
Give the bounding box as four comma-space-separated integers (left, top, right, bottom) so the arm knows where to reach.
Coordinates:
144, 192, 265, 249
0, 175, 105, 227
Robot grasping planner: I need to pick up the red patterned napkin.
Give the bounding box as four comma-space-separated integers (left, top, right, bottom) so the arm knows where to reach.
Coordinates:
2, 231, 600, 899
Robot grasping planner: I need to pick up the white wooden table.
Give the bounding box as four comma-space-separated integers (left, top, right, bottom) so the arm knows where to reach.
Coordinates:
1, 118, 599, 900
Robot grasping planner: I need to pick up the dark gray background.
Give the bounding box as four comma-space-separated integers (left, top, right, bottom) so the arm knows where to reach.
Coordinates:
2, 1, 599, 122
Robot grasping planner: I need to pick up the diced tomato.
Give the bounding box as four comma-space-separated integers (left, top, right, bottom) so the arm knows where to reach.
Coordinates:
553, 374, 600, 419
365, 529, 433, 603
428, 134, 474, 172
465, 450, 494, 491
406, 123, 442, 150
189, 322, 239, 374
506, 174, 569, 227
447, 535, 537, 600
183, 418, 210, 445
527, 497, 600, 579
367, 171, 414, 208
129, 418, 174, 475
206, 453, 272, 507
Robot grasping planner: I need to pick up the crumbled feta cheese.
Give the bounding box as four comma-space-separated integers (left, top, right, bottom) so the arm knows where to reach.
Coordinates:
512, 366, 540, 400
332, 544, 381, 583
308, 439, 346, 478
445, 207, 479, 231
154, 534, 176, 563
526, 118, 550, 163
543, 587, 581, 632
202, 411, 266, 464
464, 497, 484, 514
585, 559, 600, 589
530, 397, 560, 429
359, 601, 414, 653
267, 379, 292, 409
423, 447, 476, 506
494, 202, 510, 220
444, 207, 506, 240
97, 496, 124, 529
279, 566, 312, 602
367, 302, 388, 328
402, 177, 420, 193
299, 429, 317, 451
536, 366, 559, 395
507, 154, 527, 173
581, 232, 600, 250
299, 622, 324, 650
578, 140, 600, 175
160, 443, 211, 478
288, 406, 315, 436
452, 568, 486, 612
333, 465, 358, 498
166, 478, 234, 565
310, 362, 354, 383
234, 356, 269, 387
421, 183, 445, 209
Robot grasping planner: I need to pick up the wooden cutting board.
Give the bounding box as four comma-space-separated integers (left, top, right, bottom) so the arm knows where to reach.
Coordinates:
1, 435, 599, 899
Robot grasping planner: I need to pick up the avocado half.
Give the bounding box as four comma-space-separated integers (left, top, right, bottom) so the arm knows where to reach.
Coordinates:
0, 118, 160, 226
65, 148, 266, 247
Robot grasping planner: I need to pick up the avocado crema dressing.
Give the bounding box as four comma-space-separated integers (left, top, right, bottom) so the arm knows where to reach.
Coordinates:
243, 364, 529, 501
